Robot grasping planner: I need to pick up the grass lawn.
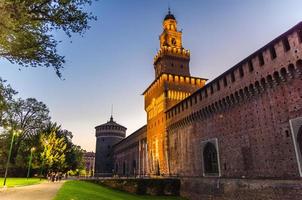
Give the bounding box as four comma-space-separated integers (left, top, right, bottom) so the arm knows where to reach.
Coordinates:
0, 178, 44, 188
54, 180, 186, 200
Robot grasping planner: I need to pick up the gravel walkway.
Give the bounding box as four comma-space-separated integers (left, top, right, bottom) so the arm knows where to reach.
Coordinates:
0, 181, 64, 200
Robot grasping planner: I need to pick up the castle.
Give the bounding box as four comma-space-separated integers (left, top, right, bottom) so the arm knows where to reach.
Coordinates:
95, 11, 302, 200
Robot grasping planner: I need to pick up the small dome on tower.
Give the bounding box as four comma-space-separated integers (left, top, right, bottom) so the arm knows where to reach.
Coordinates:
164, 8, 176, 21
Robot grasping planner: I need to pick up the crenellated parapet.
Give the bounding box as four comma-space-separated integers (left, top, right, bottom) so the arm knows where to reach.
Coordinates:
153, 46, 190, 65
166, 21, 302, 130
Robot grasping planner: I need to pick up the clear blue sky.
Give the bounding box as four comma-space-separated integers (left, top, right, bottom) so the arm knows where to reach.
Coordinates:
0, 0, 302, 151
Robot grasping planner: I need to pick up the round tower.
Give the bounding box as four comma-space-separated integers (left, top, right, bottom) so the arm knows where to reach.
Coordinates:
94, 116, 126, 177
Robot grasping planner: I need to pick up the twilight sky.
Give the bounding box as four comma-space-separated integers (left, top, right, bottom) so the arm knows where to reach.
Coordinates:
0, 0, 302, 151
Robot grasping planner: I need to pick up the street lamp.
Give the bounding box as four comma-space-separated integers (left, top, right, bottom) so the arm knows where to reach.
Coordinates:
27, 147, 36, 179
3, 128, 22, 186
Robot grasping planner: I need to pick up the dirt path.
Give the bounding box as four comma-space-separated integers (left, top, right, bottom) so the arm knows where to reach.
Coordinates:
0, 181, 64, 200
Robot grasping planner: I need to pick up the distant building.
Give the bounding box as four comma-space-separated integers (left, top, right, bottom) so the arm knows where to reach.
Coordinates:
83, 151, 95, 177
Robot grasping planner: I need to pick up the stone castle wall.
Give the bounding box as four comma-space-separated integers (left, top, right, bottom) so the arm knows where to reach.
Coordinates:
113, 125, 147, 176
164, 22, 302, 199
109, 22, 302, 200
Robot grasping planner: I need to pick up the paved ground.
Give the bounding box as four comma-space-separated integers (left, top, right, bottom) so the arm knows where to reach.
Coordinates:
0, 181, 64, 200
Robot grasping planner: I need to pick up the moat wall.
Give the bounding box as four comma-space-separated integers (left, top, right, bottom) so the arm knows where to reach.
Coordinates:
180, 177, 302, 200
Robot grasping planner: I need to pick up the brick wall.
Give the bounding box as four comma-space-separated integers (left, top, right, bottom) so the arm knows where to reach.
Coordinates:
166, 22, 302, 179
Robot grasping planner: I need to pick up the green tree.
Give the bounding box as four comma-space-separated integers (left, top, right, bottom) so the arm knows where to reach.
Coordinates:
40, 129, 67, 171
0, 78, 17, 126
0, 0, 96, 77
6, 98, 50, 139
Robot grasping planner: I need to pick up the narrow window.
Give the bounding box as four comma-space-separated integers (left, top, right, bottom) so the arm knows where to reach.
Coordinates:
203, 143, 219, 175
217, 81, 220, 91
239, 66, 244, 77
282, 38, 291, 51
231, 72, 235, 82
248, 60, 254, 72
205, 89, 208, 98
210, 85, 214, 94
115, 163, 118, 173
223, 77, 227, 87
258, 53, 264, 66
269, 46, 277, 59
123, 162, 126, 175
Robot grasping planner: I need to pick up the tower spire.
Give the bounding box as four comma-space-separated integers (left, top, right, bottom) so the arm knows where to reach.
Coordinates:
110, 104, 113, 121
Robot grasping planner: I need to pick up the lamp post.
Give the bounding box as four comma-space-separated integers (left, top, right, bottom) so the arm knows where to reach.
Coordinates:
3, 128, 21, 186
27, 147, 36, 179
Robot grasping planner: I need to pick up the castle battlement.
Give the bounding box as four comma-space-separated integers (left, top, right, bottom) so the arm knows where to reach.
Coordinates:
166, 22, 302, 128
154, 46, 190, 64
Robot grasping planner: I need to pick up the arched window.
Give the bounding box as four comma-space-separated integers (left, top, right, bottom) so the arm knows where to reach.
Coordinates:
203, 142, 219, 175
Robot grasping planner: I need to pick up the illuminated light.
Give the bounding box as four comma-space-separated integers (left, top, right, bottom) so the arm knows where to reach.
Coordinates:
175, 76, 179, 82
180, 76, 184, 83
185, 77, 190, 83
191, 78, 195, 84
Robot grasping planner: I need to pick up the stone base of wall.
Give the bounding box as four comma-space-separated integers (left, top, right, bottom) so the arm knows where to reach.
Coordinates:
87, 178, 180, 196
181, 177, 302, 200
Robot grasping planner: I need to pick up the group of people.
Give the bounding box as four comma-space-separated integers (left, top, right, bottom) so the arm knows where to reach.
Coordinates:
47, 171, 65, 182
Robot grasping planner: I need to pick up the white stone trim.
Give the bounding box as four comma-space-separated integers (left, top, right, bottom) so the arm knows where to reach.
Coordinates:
289, 117, 302, 177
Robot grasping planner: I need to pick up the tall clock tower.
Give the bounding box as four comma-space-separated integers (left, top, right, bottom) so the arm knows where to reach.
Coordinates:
154, 9, 190, 78
143, 10, 207, 176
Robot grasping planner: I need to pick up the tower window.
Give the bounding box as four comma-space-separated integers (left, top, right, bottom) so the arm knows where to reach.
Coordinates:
258, 53, 264, 66
248, 60, 254, 72
171, 38, 176, 45
269, 46, 277, 59
180, 64, 183, 68
282, 38, 291, 51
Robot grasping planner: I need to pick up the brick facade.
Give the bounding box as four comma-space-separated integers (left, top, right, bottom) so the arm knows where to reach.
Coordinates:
97, 12, 302, 199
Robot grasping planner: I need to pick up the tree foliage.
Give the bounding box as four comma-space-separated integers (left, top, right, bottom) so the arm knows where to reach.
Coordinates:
5, 98, 50, 138
0, 0, 96, 77
0, 80, 85, 176
40, 128, 67, 170
0, 78, 17, 126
